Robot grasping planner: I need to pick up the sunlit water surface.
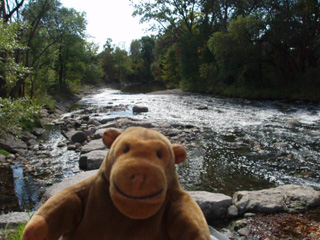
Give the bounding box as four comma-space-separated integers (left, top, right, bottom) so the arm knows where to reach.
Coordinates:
5, 87, 320, 212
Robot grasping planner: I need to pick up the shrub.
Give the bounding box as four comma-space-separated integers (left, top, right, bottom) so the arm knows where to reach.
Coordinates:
0, 98, 41, 136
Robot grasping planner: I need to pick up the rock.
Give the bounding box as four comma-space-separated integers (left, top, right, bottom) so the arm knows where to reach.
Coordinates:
96, 122, 119, 130
237, 227, 250, 237
63, 130, 87, 143
71, 131, 87, 143
21, 132, 37, 142
233, 185, 320, 215
31, 128, 45, 137
41, 170, 98, 204
57, 142, 66, 148
88, 119, 101, 126
81, 115, 90, 121
197, 105, 208, 110
81, 139, 106, 153
227, 205, 239, 218
273, 142, 289, 148
0, 154, 5, 163
285, 119, 301, 128
0, 211, 35, 228
132, 105, 148, 113
53, 120, 65, 125
188, 191, 232, 220
0, 133, 27, 154
79, 150, 108, 170
6, 154, 15, 160
120, 119, 154, 128
67, 145, 77, 151
83, 127, 96, 137
93, 128, 107, 139
243, 213, 255, 218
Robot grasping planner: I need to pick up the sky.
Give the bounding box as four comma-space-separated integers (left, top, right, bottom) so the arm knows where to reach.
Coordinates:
60, 0, 150, 51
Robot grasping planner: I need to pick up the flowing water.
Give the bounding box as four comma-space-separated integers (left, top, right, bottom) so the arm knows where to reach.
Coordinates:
3, 87, 320, 212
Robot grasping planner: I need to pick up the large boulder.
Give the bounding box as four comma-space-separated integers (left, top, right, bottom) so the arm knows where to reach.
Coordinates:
81, 139, 106, 154
233, 185, 320, 215
188, 191, 232, 220
41, 170, 98, 204
0, 134, 28, 154
79, 150, 108, 170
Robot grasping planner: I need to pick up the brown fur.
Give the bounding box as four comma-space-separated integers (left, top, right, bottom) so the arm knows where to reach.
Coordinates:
22, 127, 210, 240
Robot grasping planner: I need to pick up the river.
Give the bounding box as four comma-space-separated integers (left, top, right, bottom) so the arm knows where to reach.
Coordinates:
3, 87, 320, 212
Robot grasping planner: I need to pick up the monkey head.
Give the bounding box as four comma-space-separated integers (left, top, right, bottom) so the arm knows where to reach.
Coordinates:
101, 127, 186, 220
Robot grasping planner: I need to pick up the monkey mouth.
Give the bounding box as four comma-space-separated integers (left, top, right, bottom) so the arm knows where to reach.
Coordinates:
113, 181, 163, 200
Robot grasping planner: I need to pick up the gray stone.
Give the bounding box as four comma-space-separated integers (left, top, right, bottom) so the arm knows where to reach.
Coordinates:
243, 213, 255, 218
0, 154, 5, 163
197, 105, 208, 110
6, 154, 15, 160
93, 128, 107, 139
71, 131, 87, 143
0, 211, 35, 228
96, 122, 119, 130
79, 150, 108, 170
83, 127, 96, 137
233, 185, 320, 215
117, 118, 153, 128
188, 191, 232, 220
41, 170, 98, 204
132, 105, 148, 113
285, 119, 301, 128
31, 128, 45, 137
237, 227, 250, 237
88, 119, 101, 126
227, 205, 239, 218
63, 129, 87, 143
81, 139, 106, 154
21, 132, 37, 142
67, 145, 77, 151
0, 133, 28, 154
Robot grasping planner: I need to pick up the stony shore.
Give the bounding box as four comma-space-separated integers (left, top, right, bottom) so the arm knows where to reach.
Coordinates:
0, 87, 319, 239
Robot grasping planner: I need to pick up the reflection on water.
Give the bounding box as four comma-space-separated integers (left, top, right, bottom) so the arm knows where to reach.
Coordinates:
12, 163, 39, 210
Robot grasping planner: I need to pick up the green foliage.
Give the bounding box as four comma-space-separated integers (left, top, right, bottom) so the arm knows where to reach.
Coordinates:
131, 0, 320, 100
83, 64, 101, 85
161, 44, 181, 88
0, 20, 30, 97
0, 222, 27, 240
0, 149, 10, 156
0, 98, 41, 136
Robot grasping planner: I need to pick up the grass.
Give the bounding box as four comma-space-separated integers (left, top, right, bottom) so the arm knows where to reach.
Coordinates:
0, 149, 10, 156
0, 222, 26, 240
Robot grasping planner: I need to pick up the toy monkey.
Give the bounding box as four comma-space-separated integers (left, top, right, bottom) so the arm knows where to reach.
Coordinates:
22, 127, 210, 240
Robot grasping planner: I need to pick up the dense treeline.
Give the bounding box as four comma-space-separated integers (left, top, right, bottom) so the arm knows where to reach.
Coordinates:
126, 0, 320, 100
0, 0, 101, 135
0, 0, 101, 100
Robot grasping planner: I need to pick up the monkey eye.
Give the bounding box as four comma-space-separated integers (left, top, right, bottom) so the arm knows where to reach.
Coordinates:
124, 145, 130, 153
156, 151, 162, 159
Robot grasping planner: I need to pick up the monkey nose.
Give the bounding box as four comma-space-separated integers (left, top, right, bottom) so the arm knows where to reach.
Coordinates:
131, 174, 146, 191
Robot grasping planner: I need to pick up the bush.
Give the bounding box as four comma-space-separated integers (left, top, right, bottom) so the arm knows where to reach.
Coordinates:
0, 98, 41, 136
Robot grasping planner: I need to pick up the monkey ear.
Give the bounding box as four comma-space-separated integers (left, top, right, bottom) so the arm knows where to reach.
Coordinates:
102, 128, 123, 149
172, 144, 187, 164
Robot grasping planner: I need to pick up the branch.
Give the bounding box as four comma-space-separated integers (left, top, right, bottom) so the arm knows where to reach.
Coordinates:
4, 0, 24, 22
